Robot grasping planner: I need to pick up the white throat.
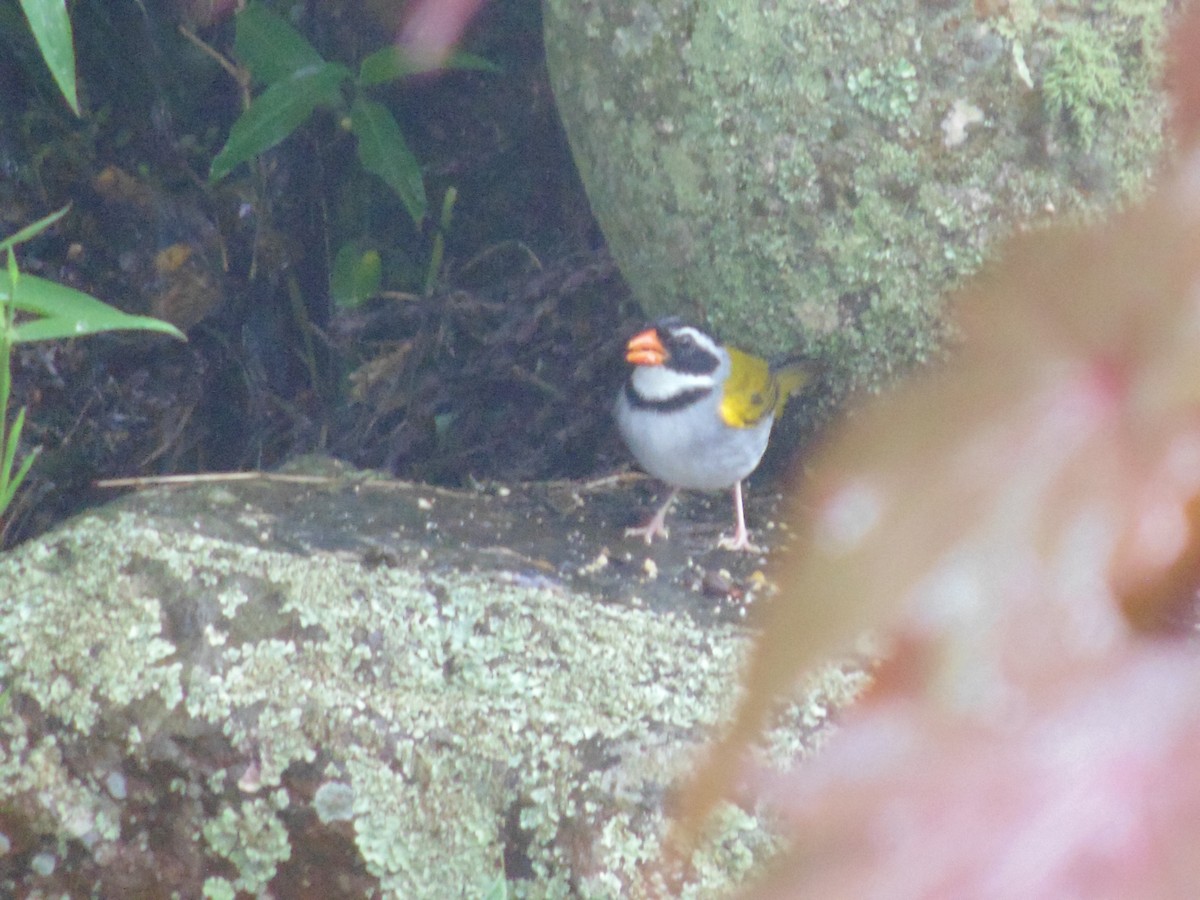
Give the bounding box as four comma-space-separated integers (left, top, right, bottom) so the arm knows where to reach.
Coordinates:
631, 364, 715, 401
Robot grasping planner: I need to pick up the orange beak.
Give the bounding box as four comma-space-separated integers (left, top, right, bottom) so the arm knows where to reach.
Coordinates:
625, 327, 667, 366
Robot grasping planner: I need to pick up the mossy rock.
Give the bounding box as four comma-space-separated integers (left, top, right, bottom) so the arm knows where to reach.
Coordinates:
543, 0, 1170, 388
0, 457, 866, 897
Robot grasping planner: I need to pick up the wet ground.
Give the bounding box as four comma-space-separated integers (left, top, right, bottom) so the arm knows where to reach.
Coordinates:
111, 455, 807, 628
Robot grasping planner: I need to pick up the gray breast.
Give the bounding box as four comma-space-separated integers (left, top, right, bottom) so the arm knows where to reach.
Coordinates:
614, 386, 773, 491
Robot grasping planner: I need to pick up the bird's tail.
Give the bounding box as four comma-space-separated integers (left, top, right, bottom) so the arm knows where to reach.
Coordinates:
770, 358, 819, 414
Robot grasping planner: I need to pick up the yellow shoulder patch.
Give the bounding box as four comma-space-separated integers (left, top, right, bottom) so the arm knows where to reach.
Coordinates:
719, 351, 814, 427
720, 347, 777, 428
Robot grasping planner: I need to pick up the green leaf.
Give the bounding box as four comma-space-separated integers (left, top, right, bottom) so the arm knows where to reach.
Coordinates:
444, 51, 501, 74
0, 404, 24, 491
13, 315, 184, 342
0, 205, 69, 253
209, 62, 351, 182
350, 97, 427, 224
331, 243, 382, 309
358, 47, 414, 86
234, 1, 325, 86
18, 0, 78, 114
0, 405, 37, 512
0, 272, 186, 342
359, 46, 498, 86
423, 186, 457, 295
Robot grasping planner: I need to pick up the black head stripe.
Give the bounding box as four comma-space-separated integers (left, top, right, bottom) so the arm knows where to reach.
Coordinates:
624, 381, 713, 412
660, 326, 720, 376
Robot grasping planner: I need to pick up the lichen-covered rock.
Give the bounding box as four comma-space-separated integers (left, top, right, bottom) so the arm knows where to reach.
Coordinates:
543, 0, 1170, 388
0, 458, 865, 897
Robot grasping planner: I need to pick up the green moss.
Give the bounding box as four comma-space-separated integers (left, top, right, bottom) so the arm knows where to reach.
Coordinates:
847, 59, 919, 128
544, 0, 1170, 392
1043, 22, 1129, 149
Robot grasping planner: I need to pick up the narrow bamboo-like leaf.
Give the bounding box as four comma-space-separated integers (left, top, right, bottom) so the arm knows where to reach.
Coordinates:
0, 404, 21, 486
18, 0, 79, 114
0, 272, 186, 341
0, 405, 33, 510
14, 315, 184, 342
424, 187, 457, 295
234, 1, 324, 86
0, 205, 69, 253
350, 97, 427, 224
9, 444, 39, 498
209, 62, 351, 182
4, 247, 18, 314
0, 248, 16, 518
359, 46, 498, 86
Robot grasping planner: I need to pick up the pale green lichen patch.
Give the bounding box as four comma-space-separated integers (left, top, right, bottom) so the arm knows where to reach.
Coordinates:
348, 755, 507, 896
0, 483, 866, 896
0, 524, 183, 734
313, 780, 355, 823
202, 798, 292, 894
201, 876, 237, 900
0, 717, 122, 849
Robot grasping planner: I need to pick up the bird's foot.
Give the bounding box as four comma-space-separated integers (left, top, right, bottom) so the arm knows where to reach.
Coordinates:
624, 520, 669, 544
717, 482, 764, 552
624, 489, 678, 544
717, 528, 763, 554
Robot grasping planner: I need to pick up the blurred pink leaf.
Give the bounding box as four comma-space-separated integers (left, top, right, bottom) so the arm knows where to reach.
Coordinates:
671, 178, 1200, 859
667, 6, 1200, 890
747, 646, 1200, 899
399, 0, 488, 69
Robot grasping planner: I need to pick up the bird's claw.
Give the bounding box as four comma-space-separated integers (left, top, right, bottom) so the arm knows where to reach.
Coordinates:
624, 521, 669, 544
717, 530, 763, 553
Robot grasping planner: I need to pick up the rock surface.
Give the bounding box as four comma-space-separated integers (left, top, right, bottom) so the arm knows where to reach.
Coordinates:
0, 457, 865, 897
543, 0, 1169, 386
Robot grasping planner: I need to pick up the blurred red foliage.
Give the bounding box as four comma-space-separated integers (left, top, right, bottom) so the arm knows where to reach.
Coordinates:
669, 4, 1200, 896
747, 645, 1200, 898
398, 0, 488, 68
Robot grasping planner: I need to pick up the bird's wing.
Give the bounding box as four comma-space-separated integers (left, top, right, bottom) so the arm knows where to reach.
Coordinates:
720, 347, 778, 428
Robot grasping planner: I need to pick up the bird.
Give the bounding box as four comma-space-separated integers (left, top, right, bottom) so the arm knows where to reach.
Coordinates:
614, 318, 813, 552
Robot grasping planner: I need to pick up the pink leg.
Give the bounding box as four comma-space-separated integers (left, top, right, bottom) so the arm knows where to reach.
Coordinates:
718, 481, 762, 552
625, 488, 679, 544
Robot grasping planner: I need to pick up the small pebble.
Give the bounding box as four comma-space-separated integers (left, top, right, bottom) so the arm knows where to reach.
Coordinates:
106, 771, 128, 800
